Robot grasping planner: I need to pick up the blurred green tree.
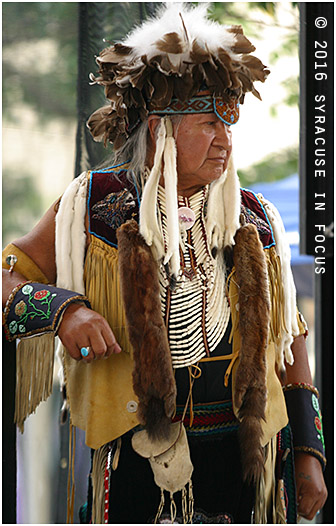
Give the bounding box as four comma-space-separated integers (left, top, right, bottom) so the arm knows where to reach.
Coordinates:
3, 2, 299, 125
2, 169, 43, 248
3, 2, 78, 123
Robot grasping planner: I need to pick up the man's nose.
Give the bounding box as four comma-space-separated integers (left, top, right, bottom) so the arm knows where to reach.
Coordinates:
214, 122, 232, 150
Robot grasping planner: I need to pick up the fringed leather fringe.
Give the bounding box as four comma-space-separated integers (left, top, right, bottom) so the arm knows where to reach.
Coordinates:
254, 437, 280, 524
265, 246, 287, 371
83, 236, 133, 356
154, 481, 194, 524
15, 333, 55, 432
154, 488, 165, 524
254, 466, 267, 524
67, 424, 76, 524
258, 195, 298, 367
91, 444, 110, 524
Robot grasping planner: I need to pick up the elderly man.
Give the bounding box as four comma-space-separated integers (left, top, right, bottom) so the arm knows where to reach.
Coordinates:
3, 4, 327, 524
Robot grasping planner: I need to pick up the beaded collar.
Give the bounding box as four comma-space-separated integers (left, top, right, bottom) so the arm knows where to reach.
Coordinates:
157, 185, 230, 368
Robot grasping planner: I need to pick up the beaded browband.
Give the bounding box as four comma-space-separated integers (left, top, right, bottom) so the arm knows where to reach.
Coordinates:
149, 94, 240, 126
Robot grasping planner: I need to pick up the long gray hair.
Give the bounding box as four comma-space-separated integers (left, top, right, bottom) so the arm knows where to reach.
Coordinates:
107, 115, 184, 191
113, 119, 150, 190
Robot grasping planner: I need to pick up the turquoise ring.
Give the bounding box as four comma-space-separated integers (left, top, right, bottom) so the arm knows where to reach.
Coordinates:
80, 346, 90, 358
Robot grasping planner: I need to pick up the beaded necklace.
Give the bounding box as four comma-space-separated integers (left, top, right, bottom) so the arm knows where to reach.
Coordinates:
157, 185, 230, 368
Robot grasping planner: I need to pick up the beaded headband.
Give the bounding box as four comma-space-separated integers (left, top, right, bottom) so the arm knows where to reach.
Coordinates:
149, 95, 240, 126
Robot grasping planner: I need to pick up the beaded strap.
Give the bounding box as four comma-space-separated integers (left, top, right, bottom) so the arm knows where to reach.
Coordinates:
3, 281, 91, 342
283, 383, 326, 470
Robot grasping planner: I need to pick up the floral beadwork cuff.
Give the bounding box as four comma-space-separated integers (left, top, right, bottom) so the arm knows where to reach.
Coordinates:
283, 383, 326, 470
3, 282, 91, 342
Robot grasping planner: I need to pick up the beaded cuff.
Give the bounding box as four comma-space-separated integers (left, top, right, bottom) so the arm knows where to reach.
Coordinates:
283, 383, 326, 470
3, 281, 91, 342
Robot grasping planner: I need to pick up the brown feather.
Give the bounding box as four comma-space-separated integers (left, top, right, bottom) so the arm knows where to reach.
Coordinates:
151, 54, 181, 75
130, 64, 151, 91
236, 70, 254, 93
231, 33, 256, 54
97, 44, 132, 64
173, 72, 194, 102
149, 71, 170, 107
86, 106, 111, 142
114, 43, 133, 55
217, 48, 233, 68
190, 39, 210, 64
156, 32, 184, 54
201, 61, 225, 91
227, 24, 244, 35
241, 55, 270, 82
252, 86, 262, 101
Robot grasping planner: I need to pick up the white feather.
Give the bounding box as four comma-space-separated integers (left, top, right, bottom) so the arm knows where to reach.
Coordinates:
223, 155, 241, 247
205, 170, 227, 251
162, 118, 180, 276
139, 118, 166, 259
205, 154, 240, 252
124, 3, 238, 66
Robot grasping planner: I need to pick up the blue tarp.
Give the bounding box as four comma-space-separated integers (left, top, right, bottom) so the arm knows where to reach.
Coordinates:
250, 174, 313, 266
249, 174, 314, 297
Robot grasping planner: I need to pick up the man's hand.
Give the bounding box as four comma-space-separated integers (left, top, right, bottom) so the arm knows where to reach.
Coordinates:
295, 452, 328, 520
58, 303, 121, 363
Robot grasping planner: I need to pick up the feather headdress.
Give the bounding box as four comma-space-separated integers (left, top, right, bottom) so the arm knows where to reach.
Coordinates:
87, 2, 269, 148
87, 3, 270, 278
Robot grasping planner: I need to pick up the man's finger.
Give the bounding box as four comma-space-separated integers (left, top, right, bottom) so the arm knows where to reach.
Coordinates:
101, 325, 122, 355
79, 344, 95, 363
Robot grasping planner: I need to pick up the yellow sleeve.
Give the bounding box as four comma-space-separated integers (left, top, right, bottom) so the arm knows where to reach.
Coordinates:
2, 243, 50, 284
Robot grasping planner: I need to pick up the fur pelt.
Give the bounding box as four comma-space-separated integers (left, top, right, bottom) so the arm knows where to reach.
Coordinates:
232, 224, 270, 483
117, 220, 176, 440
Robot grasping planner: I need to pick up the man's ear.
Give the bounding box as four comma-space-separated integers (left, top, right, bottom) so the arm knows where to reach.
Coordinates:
147, 115, 161, 142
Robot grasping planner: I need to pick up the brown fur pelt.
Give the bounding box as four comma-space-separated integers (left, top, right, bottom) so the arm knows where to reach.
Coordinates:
117, 220, 176, 440
232, 224, 270, 482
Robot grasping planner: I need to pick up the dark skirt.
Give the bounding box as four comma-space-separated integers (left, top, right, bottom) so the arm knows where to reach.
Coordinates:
107, 427, 255, 524
81, 326, 257, 523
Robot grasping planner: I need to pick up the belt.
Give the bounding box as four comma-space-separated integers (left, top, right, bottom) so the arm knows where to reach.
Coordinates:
173, 400, 239, 437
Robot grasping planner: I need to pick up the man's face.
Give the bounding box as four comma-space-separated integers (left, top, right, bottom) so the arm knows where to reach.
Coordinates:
175, 113, 233, 196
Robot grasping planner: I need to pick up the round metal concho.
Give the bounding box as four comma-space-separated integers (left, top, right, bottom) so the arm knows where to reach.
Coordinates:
126, 400, 138, 413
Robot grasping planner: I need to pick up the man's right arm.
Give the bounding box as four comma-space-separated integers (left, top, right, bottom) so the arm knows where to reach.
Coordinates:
3, 200, 121, 362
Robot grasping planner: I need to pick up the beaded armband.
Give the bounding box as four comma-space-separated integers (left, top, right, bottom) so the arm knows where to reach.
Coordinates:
3, 281, 91, 342
283, 383, 326, 470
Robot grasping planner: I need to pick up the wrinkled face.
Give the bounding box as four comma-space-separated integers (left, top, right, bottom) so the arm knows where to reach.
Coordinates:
175, 113, 233, 196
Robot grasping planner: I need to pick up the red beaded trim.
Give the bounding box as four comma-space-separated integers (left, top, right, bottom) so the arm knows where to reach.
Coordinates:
103, 448, 112, 524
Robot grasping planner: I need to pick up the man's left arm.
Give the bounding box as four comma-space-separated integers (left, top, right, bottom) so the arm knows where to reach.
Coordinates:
283, 335, 328, 520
